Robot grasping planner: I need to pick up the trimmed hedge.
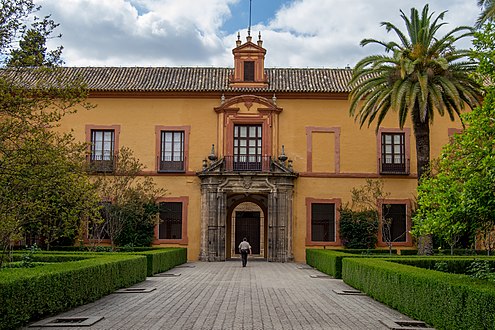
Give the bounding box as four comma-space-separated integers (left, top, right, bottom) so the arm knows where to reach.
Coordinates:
391, 257, 495, 274
11, 247, 187, 277
342, 258, 495, 330
10, 253, 92, 263
306, 249, 397, 278
0, 254, 147, 330
338, 248, 397, 255
130, 248, 187, 276
399, 249, 491, 256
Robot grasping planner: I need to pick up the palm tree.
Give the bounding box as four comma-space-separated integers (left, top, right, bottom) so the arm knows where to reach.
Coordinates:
477, 0, 495, 28
349, 5, 482, 254
350, 5, 481, 181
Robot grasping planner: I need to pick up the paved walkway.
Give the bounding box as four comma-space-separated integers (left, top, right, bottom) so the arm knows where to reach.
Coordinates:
26, 261, 417, 330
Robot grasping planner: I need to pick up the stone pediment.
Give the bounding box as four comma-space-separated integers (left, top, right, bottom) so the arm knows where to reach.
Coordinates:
234, 42, 266, 54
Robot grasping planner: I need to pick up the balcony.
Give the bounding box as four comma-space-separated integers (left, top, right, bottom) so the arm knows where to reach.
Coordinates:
157, 156, 185, 172
379, 158, 410, 175
87, 155, 116, 173
223, 155, 272, 172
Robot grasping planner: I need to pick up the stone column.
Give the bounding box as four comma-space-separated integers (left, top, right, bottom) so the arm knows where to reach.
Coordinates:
207, 190, 226, 261
200, 182, 217, 261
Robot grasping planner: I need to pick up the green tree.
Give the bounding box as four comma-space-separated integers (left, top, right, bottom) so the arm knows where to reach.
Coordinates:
91, 147, 164, 250
413, 93, 495, 255
414, 22, 495, 256
339, 179, 388, 251
349, 5, 482, 254
476, 0, 495, 28
0, 1, 99, 266
7, 26, 63, 67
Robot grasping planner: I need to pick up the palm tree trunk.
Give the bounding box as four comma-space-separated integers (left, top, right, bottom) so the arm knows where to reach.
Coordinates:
413, 112, 434, 255
412, 114, 430, 183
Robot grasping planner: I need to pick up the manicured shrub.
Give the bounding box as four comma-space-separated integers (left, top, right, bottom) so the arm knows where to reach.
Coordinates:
390, 257, 495, 275
342, 257, 495, 330
0, 254, 147, 330
306, 249, 398, 278
130, 247, 187, 276
306, 249, 348, 278
338, 248, 397, 255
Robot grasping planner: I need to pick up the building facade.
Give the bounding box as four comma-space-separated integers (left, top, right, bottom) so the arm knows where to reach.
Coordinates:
53, 34, 462, 262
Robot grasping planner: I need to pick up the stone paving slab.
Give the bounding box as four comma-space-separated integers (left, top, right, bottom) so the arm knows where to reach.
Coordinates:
25, 260, 420, 330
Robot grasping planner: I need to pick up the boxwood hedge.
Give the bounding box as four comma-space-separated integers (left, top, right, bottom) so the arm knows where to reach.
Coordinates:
0, 254, 147, 330
342, 257, 495, 330
130, 248, 187, 276
306, 249, 397, 278
11, 247, 187, 277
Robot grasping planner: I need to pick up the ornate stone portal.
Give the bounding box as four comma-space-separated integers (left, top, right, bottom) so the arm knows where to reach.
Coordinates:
198, 93, 297, 262
198, 161, 297, 262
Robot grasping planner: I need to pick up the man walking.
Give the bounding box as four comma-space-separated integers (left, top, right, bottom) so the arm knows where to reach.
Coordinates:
238, 237, 252, 267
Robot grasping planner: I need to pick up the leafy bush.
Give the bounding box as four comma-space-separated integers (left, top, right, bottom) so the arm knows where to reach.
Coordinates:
342, 257, 495, 330
0, 254, 147, 330
434, 261, 448, 272
114, 202, 158, 247
339, 208, 379, 249
467, 260, 495, 282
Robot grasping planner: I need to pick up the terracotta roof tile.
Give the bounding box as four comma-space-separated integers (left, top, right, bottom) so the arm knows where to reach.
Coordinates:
2, 67, 353, 94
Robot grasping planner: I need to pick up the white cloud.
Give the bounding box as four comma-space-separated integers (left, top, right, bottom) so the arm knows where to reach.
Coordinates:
35, 0, 481, 68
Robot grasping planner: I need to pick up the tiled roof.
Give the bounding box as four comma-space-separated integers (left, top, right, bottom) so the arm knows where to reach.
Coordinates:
2, 66, 353, 94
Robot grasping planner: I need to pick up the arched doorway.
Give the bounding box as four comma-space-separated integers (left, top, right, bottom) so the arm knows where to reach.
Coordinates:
226, 197, 267, 259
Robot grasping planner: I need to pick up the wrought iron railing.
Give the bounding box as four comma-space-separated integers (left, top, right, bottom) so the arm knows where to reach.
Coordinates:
223, 155, 272, 172
157, 156, 185, 172
87, 154, 116, 173
379, 158, 410, 175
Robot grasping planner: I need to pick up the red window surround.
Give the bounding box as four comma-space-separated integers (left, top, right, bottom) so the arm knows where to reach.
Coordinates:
153, 196, 189, 245
377, 199, 413, 247
85, 124, 121, 154
155, 126, 190, 174
305, 198, 342, 246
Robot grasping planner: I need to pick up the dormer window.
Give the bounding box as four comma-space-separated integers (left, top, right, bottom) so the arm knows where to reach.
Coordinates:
229, 33, 268, 88
244, 61, 255, 81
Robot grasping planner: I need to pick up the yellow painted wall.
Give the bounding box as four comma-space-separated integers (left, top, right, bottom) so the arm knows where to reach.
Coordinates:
57, 94, 465, 262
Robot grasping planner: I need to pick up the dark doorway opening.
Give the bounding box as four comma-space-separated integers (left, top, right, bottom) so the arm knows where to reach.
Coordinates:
235, 211, 260, 254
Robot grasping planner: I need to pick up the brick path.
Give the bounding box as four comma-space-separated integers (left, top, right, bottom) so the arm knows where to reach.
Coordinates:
26, 260, 417, 330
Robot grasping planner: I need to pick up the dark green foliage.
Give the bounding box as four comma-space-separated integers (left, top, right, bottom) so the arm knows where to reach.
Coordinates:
339, 249, 397, 255
466, 260, 495, 281
131, 248, 187, 276
399, 249, 418, 255
390, 257, 495, 275
339, 208, 378, 249
342, 258, 495, 330
0, 254, 147, 330
306, 249, 348, 278
306, 249, 396, 279
0, 249, 187, 329
114, 202, 158, 247
92, 147, 163, 250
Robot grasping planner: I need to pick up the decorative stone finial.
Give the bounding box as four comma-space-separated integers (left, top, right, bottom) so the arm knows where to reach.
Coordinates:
236, 32, 241, 47
208, 144, 217, 161
278, 145, 288, 163
221, 93, 225, 104
272, 94, 277, 105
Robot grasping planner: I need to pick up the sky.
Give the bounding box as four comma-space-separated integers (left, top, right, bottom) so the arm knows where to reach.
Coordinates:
35, 0, 483, 69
